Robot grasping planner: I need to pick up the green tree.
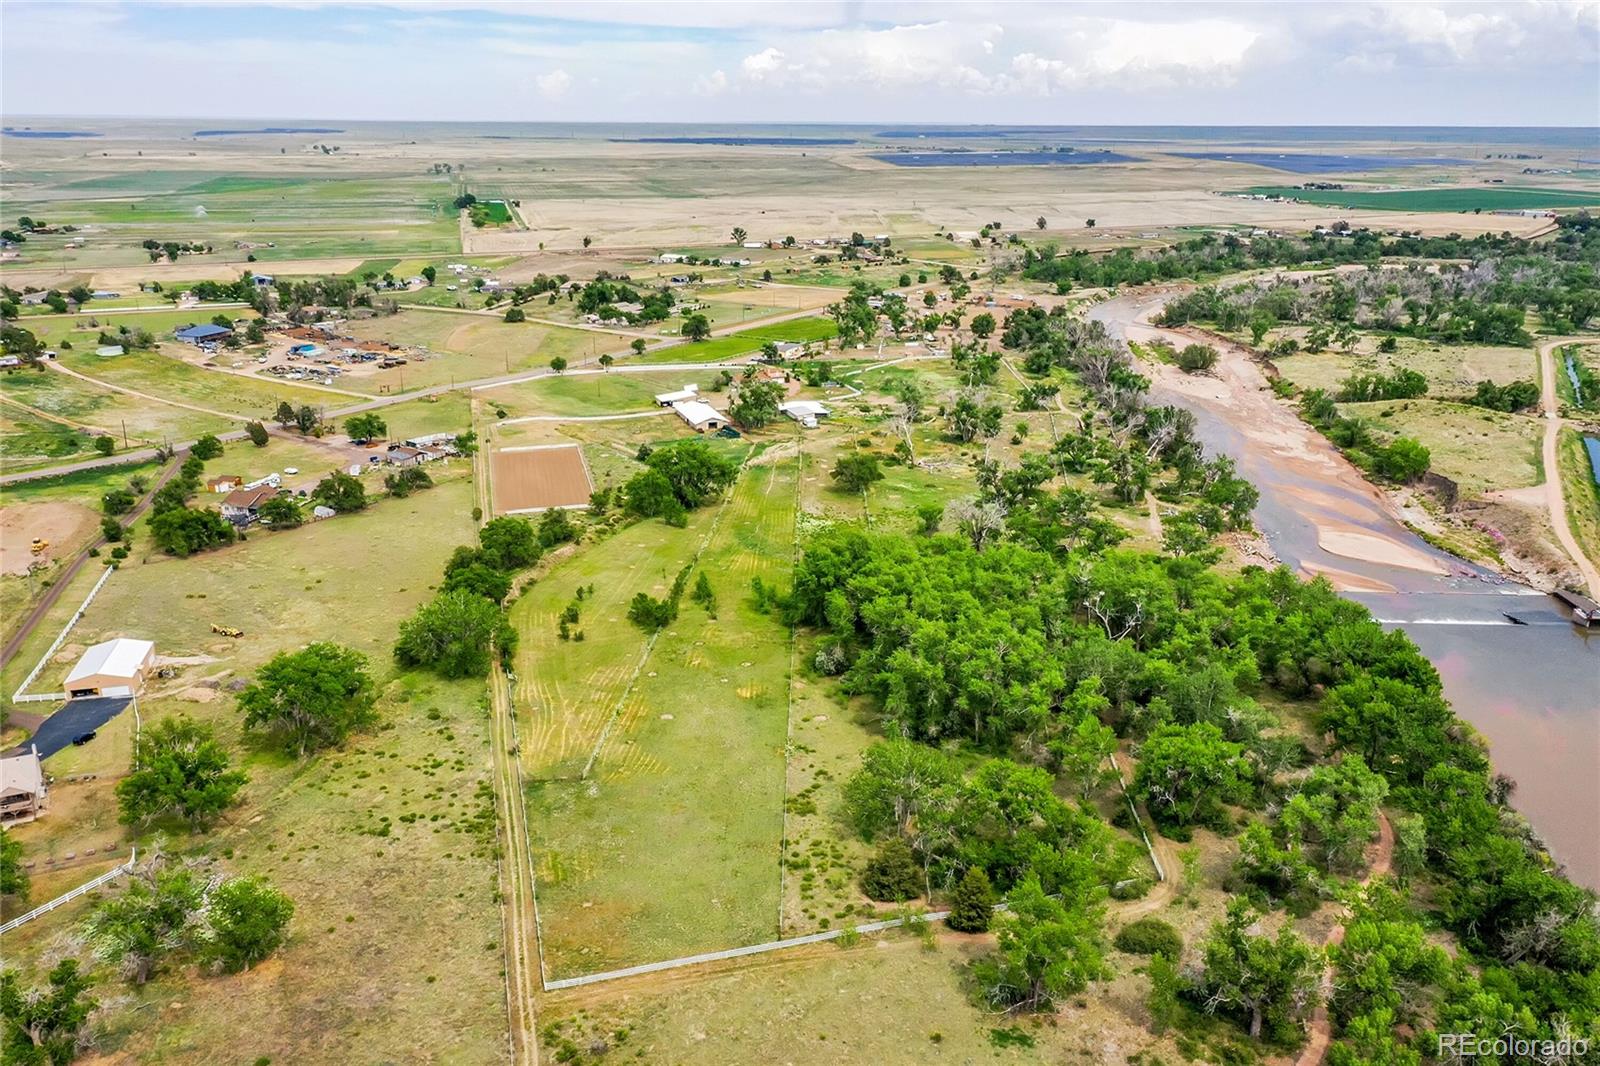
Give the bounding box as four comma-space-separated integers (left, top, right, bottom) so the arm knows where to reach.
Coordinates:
831, 453, 885, 494
973, 875, 1106, 1013
728, 380, 785, 428
478, 516, 540, 570
343, 413, 387, 443
206, 876, 294, 972
549, 355, 567, 373
504, 307, 525, 323
421, 265, 437, 285
915, 502, 944, 534
148, 506, 236, 558
116, 716, 247, 830
85, 865, 204, 985
0, 826, 26, 903
683, 313, 711, 341
970, 312, 996, 340
0, 960, 96, 1066
1134, 722, 1248, 834
259, 494, 303, 528
394, 590, 506, 678
1114, 917, 1183, 958
274, 400, 295, 427
731, 226, 748, 244
311, 471, 366, 513
861, 836, 922, 901
102, 488, 135, 515
238, 643, 377, 756
1197, 900, 1323, 1041
191, 434, 224, 460
1051, 683, 1117, 799
245, 420, 269, 447
628, 339, 645, 357
690, 572, 717, 617
94, 435, 115, 456
946, 866, 995, 932
843, 739, 960, 839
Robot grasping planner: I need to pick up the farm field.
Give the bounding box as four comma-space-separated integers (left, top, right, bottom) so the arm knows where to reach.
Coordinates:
1242, 185, 1600, 211
0, 475, 511, 1063
516, 447, 797, 976
63, 348, 340, 421
0, 363, 235, 447
482, 370, 734, 418
636, 316, 837, 363
336, 310, 628, 390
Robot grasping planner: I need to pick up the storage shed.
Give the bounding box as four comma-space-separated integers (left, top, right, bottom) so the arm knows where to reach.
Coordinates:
64, 638, 155, 699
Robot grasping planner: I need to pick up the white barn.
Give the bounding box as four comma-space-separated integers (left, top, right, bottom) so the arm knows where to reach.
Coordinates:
672, 400, 726, 433
64, 638, 156, 699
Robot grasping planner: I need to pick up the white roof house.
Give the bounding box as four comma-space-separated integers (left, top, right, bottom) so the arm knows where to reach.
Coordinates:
655, 384, 700, 407
672, 400, 726, 432
65, 638, 156, 699
780, 400, 831, 428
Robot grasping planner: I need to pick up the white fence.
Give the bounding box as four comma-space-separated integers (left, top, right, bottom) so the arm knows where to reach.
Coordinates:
0, 848, 135, 934
10, 564, 115, 704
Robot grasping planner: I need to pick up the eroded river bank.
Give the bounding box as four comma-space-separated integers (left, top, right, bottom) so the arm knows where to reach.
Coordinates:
1090, 291, 1600, 888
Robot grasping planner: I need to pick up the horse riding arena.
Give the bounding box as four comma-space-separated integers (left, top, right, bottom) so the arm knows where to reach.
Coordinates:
491, 444, 594, 514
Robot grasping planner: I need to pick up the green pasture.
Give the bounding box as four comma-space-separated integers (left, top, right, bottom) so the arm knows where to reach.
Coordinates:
1243, 185, 1600, 212
638, 317, 837, 364
518, 451, 797, 975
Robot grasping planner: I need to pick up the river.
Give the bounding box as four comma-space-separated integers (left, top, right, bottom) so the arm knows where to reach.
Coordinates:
1090, 292, 1600, 888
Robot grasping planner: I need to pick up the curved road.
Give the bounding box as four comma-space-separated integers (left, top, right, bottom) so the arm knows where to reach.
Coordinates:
1536, 337, 1600, 599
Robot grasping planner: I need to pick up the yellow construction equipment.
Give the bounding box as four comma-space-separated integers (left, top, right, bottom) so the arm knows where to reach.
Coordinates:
211, 624, 243, 638
30, 538, 48, 555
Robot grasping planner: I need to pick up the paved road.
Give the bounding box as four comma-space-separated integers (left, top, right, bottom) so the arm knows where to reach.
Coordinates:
1537, 337, 1600, 599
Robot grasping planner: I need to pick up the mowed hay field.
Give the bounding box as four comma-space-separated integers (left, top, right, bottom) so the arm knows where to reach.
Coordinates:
637, 316, 837, 364
515, 447, 799, 976
0, 476, 512, 1064
481, 370, 731, 419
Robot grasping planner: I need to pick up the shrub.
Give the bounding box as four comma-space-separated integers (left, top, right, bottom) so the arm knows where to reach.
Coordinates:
1113, 917, 1184, 959
946, 866, 995, 933
861, 837, 922, 902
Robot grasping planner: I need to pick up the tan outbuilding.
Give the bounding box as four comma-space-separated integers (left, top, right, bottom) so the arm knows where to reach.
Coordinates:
64, 638, 156, 699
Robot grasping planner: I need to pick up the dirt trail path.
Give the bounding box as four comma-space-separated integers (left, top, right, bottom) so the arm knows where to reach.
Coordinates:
1536, 337, 1600, 599
1290, 812, 1395, 1066
0, 392, 108, 436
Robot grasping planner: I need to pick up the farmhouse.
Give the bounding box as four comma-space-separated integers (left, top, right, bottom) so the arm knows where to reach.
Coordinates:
672, 399, 726, 433
175, 323, 233, 345
220, 485, 277, 526
0, 747, 47, 824
64, 638, 156, 699
206, 474, 244, 493
779, 400, 831, 428
655, 383, 700, 407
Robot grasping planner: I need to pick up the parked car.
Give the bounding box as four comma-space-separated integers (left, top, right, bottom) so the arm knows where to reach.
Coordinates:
72, 730, 97, 746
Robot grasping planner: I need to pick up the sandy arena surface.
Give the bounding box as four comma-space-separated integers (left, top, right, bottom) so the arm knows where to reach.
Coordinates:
0, 500, 97, 575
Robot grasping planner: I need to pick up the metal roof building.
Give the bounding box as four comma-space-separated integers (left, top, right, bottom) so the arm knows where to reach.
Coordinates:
64, 638, 156, 699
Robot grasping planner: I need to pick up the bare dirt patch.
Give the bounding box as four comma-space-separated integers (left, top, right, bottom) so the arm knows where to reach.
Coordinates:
0, 500, 97, 575
491, 444, 594, 513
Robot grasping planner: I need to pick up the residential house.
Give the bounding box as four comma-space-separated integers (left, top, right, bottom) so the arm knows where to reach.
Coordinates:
206, 474, 244, 493
0, 747, 47, 824
220, 486, 277, 526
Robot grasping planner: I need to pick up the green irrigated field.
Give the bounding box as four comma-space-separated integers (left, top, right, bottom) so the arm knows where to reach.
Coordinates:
481, 370, 731, 418
639, 317, 837, 364
516, 448, 798, 976
1243, 185, 1600, 212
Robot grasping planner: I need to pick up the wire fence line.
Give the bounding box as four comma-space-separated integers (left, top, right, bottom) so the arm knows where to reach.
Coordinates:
544, 908, 951, 992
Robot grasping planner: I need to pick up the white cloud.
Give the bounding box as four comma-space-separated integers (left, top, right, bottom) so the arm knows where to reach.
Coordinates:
1009, 17, 1264, 93
535, 69, 571, 98
693, 69, 729, 96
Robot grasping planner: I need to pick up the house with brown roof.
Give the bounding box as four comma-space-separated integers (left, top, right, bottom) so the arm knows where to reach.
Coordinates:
1, 746, 48, 824
220, 486, 277, 526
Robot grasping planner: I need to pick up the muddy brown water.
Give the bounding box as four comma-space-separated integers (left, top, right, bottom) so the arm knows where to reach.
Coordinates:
1091, 293, 1600, 888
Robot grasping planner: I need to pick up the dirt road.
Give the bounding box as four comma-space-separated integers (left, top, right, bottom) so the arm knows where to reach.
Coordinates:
1290, 813, 1395, 1066
1537, 338, 1600, 599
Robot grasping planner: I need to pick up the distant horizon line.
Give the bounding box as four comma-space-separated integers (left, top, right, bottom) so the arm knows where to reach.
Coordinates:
3, 115, 1597, 131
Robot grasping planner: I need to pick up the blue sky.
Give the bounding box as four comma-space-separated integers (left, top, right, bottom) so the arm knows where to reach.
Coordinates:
2, 1, 1597, 126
